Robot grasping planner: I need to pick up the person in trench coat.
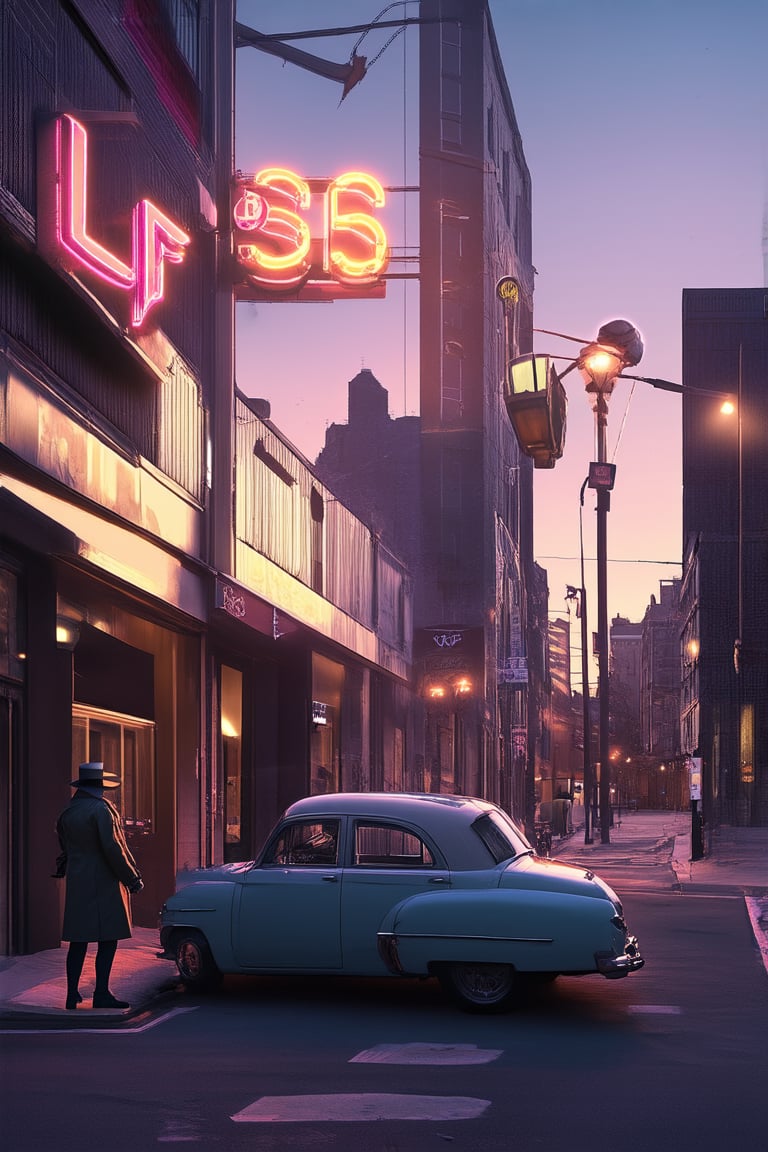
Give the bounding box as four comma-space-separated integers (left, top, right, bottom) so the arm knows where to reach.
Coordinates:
54, 762, 144, 1010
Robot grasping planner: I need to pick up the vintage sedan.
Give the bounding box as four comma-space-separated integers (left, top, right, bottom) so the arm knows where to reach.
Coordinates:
159, 792, 643, 1011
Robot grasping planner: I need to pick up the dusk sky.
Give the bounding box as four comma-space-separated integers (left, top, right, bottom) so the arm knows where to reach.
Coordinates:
234, 0, 767, 688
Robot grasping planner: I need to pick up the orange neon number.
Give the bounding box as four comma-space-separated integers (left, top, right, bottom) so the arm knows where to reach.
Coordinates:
236, 168, 311, 288
326, 172, 388, 283
53, 115, 190, 328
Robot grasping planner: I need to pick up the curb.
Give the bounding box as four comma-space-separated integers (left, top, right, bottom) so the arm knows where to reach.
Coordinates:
746, 898, 768, 974
0, 980, 181, 1029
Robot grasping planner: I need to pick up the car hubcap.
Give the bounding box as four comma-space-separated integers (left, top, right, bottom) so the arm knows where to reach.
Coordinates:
454, 963, 513, 1003
178, 942, 201, 979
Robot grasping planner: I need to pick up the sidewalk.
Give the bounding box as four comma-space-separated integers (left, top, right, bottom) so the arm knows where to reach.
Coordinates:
0, 926, 179, 1027
2, 811, 766, 1026
550, 807, 767, 894
550, 807, 768, 975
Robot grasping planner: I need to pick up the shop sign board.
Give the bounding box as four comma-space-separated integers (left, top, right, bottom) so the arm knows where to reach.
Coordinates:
233, 168, 389, 301
499, 656, 528, 685
37, 116, 389, 329
38, 115, 190, 329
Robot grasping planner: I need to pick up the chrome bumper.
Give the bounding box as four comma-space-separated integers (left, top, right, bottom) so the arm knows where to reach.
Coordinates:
596, 936, 644, 978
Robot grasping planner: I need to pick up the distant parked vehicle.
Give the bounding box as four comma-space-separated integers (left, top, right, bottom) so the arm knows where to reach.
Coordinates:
534, 820, 552, 857
159, 792, 643, 1012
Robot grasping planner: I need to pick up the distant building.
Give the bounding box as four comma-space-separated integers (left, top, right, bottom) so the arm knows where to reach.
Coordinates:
681, 288, 768, 828
316, 369, 421, 561
610, 590, 687, 812
317, 0, 537, 828
640, 580, 682, 760
610, 615, 643, 754
547, 617, 579, 803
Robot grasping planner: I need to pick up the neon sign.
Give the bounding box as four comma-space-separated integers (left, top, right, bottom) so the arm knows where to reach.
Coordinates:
233, 168, 389, 301
41, 115, 190, 328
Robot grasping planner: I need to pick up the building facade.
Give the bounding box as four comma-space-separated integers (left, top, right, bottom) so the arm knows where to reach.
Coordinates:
640, 580, 681, 762
610, 616, 643, 755
681, 288, 768, 829
1, 1, 413, 956
418, 0, 536, 825
546, 616, 580, 805
1, 0, 230, 954
317, 0, 538, 830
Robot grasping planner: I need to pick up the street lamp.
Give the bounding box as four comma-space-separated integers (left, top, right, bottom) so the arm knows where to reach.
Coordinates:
504, 354, 567, 469
578, 321, 644, 843
504, 318, 644, 844
718, 348, 745, 823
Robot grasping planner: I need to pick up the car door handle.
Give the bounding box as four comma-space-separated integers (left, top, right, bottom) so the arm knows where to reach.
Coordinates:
321, 875, 338, 882
429, 876, 448, 884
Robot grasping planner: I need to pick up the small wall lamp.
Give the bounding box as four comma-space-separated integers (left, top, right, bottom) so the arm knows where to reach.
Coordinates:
55, 614, 81, 651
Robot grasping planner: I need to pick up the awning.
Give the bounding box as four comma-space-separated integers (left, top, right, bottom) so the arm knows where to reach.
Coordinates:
0, 472, 207, 622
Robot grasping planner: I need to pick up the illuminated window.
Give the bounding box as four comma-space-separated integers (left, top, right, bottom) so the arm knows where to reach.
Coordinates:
740, 704, 754, 784
72, 705, 155, 837
311, 654, 343, 794
221, 665, 244, 860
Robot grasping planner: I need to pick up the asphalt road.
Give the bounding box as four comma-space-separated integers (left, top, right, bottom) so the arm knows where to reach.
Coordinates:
3, 889, 766, 1152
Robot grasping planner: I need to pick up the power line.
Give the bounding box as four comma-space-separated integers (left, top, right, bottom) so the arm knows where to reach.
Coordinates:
538, 555, 681, 566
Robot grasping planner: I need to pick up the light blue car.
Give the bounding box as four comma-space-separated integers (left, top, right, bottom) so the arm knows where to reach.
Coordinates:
159, 792, 643, 1011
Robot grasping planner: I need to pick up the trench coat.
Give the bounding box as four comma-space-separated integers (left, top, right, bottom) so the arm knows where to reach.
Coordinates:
56, 792, 142, 942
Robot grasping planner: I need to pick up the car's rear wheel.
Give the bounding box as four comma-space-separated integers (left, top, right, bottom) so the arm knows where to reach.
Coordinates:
173, 930, 222, 990
440, 962, 517, 1012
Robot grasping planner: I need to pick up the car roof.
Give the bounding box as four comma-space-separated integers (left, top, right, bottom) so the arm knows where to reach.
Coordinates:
284, 791, 493, 818
281, 792, 507, 870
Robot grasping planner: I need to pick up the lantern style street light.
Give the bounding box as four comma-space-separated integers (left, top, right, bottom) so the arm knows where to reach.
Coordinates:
503, 319, 644, 844
504, 354, 568, 469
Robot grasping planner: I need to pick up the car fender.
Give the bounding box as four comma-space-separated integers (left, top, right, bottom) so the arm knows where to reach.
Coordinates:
376, 886, 621, 976
160, 880, 238, 970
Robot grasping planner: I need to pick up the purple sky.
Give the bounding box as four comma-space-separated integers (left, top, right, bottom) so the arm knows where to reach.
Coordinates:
234, 1, 767, 689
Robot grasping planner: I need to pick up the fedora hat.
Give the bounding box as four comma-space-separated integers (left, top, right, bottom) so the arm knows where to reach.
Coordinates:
70, 762, 121, 789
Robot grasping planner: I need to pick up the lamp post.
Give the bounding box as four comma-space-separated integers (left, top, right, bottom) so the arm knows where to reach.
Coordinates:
576, 322, 645, 843
504, 318, 644, 845
720, 346, 744, 823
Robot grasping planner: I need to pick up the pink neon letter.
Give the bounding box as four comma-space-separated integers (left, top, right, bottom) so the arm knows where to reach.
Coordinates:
56, 115, 134, 289
131, 200, 190, 327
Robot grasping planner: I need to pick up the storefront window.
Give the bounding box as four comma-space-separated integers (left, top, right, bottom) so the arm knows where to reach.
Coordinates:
0, 566, 25, 683
72, 704, 155, 836
221, 665, 244, 860
311, 653, 343, 794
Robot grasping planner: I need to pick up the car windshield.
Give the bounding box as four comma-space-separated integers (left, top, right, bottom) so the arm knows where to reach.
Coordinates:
472, 811, 531, 863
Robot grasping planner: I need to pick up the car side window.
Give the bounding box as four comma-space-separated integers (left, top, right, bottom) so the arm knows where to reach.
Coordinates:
264, 820, 340, 866
354, 822, 435, 868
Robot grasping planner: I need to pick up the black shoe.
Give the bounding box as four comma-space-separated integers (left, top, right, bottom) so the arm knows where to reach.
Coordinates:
92, 991, 130, 1009
65, 991, 83, 1010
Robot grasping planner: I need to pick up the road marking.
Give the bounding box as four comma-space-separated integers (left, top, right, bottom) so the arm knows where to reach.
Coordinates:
627, 1005, 682, 1015
350, 1042, 502, 1065
231, 1094, 491, 1123
157, 1117, 203, 1142
0, 1006, 198, 1035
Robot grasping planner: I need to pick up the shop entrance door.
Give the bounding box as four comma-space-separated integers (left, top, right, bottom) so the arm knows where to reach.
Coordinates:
71, 704, 158, 925
0, 686, 22, 955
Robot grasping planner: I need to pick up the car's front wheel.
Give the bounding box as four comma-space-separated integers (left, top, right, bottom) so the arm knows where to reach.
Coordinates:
439, 962, 517, 1012
173, 930, 223, 990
